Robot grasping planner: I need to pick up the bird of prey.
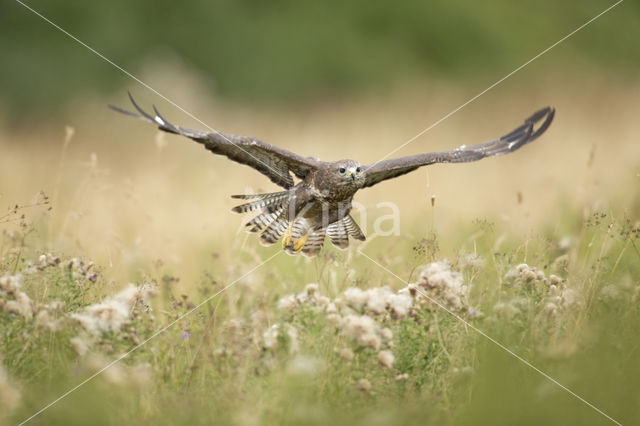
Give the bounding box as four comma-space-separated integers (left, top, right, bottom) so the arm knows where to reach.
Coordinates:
110, 94, 554, 257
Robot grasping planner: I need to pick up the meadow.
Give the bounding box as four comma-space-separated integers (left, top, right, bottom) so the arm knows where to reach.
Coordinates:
1, 73, 639, 425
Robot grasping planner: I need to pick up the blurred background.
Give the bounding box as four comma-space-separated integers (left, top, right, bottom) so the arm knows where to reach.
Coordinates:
1, 0, 639, 120
1, 3, 640, 425
1, 0, 639, 283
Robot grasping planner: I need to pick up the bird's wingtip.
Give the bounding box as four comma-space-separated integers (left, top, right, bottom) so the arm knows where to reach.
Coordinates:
529, 105, 555, 141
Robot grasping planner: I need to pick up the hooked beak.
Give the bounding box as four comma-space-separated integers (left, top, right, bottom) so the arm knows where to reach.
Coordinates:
345, 167, 358, 180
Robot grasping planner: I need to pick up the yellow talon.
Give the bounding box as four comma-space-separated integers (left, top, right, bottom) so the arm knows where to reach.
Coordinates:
282, 222, 309, 253
282, 223, 294, 250
292, 232, 309, 253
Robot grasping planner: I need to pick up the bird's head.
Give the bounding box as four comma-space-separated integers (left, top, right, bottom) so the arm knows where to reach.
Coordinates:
334, 159, 365, 188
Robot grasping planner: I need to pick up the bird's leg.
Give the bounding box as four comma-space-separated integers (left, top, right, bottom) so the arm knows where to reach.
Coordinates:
292, 232, 310, 253
282, 222, 294, 251
282, 221, 310, 254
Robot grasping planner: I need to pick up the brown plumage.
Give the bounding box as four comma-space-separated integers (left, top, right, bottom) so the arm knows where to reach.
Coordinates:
110, 93, 555, 257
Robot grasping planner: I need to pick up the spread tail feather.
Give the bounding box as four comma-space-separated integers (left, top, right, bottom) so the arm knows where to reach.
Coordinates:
246, 206, 285, 233
232, 191, 365, 256
301, 227, 327, 257
327, 219, 349, 249
231, 190, 290, 214
231, 190, 291, 245
326, 214, 365, 250
259, 215, 289, 246
344, 214, 366, 241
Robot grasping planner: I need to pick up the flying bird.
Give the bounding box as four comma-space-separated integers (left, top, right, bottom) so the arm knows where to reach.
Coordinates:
110, 94, 554, 257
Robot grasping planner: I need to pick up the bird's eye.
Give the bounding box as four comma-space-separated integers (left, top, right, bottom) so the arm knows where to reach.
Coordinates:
356, 167, 361, 173
339, 167, 346, 174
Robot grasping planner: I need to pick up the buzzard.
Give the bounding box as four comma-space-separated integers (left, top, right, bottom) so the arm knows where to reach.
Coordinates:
110, 94, 554, 256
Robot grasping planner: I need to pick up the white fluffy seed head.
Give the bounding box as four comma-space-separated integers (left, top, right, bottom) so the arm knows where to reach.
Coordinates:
338, 348, 354, 362
378, 350, 395, 368
339, 314, 383, 349
0, 273, 23, 293
415, 260, 468, 310
381, 328, 393, 340
304, 283, 319, 296
4, 291, 33, 320
504, 263, 548, 289
344, 287, 368, 310
362, 334, 381, 350
262, 324, 279, 349
387, 293, 412, 318
277, 294, 297, 311
357, 378, 372, 392
71, 284, 155, 336
70, 336, 90, 356
365, 287, 393, 314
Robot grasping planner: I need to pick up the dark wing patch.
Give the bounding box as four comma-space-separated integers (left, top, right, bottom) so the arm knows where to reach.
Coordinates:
110, 93, 319, 188
361, 106, 555, 188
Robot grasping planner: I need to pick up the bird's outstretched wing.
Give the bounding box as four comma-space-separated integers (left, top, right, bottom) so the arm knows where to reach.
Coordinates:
109, 93, 318, 188
361, 106, 555, 189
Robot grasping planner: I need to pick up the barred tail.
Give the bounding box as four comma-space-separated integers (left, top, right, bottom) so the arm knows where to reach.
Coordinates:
343, 214, 366, 241
245, 206, 285, 233
231, 191, 291, 214
326, 214, 365, 250
232, 191, 366, 256
232, 190, 291, 246
259, 215, 289, 246
301, 227, 327, 257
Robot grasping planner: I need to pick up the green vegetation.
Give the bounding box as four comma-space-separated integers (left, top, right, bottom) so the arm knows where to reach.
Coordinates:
2, 3, 638, 423
1, 198, 639, 425
2, 0, 638, 120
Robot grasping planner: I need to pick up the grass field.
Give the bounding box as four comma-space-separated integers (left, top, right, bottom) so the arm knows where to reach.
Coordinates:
1, 76, 639, 425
